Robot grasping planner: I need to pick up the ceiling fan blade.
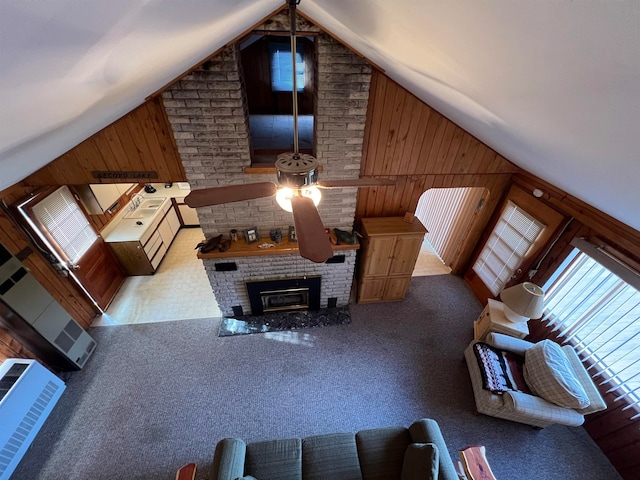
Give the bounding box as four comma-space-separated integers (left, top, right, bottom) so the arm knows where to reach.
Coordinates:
184, 182, 277, 208
316, 178, 396, 188
291, 196, 333, 263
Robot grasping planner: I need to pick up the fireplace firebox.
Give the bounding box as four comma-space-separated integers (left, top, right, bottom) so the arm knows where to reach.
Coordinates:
246, 276, 321, 315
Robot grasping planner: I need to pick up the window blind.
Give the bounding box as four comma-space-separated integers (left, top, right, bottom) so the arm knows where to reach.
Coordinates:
543, 247, 640, 419
31, 186, 97, 263
472, 201, 544, 295
269, 42, 304, 92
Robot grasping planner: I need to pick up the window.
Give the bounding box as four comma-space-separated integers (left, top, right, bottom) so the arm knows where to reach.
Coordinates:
472, 201, 545, 295
269, 41, 304, 92
31, 186, 97, 263
542, 240, 640, 418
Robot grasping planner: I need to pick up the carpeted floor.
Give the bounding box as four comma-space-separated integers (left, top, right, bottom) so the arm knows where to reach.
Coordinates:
13, 275, 621, 480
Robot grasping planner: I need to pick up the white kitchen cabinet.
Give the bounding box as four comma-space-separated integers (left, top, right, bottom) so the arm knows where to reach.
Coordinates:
175, 196, 200, 226
76, 183, 136, 214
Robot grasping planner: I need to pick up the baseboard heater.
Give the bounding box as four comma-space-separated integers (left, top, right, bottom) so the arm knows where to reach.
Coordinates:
0, 359, 66, 479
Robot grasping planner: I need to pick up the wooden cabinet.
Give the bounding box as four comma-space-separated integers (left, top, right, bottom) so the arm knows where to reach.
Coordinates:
356, 217, 427, 303
108, 202, 180, 275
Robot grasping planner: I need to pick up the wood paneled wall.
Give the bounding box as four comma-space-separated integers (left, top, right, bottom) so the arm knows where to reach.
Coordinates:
23, 98, 186, 186
356, 70, 517, 271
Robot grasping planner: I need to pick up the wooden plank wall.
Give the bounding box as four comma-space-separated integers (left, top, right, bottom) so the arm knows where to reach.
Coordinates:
356, 70, 517, 271
23, 97, 186, 186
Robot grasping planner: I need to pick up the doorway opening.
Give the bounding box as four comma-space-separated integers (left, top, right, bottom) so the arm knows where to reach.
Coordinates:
240, 34, 315, 164
413, 187, 488, 276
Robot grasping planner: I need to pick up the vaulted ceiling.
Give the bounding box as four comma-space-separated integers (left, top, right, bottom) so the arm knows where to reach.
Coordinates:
1, 1, 639, 230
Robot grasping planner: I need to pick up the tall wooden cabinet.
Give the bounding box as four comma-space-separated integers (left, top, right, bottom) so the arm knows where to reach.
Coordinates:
356, 217, 427, 303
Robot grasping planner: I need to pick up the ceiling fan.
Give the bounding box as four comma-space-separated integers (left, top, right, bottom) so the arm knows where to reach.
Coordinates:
184, 0, 394, 263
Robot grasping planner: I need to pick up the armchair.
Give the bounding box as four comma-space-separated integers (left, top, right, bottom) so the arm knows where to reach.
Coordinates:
464, 333, 607, 428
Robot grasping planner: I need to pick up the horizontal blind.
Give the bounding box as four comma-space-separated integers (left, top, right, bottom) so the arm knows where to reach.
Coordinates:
543, 249, 640, 419
32, 186, 97, 263
473, 201, 544, 295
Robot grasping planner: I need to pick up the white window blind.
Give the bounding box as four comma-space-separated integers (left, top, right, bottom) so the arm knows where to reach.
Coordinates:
32, 186, 97, 263
472, 201, 545, 295
543, 247, 640, 419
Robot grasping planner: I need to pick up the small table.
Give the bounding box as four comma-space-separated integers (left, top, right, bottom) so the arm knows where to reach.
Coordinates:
458, 446, 497, 480
473, 298, 529, 341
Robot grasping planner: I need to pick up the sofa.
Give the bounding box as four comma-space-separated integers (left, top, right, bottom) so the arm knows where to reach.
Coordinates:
210, 418, 458, 480
464, 333, 607, 428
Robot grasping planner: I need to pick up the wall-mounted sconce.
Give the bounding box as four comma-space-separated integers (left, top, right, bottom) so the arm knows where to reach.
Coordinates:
532, 188, 544, 198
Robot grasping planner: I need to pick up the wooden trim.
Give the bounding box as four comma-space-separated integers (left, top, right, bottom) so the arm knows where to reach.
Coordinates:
147, 4, 289, 99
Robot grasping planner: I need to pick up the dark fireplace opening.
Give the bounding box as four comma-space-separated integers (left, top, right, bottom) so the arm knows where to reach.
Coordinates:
247, 276, 321, 315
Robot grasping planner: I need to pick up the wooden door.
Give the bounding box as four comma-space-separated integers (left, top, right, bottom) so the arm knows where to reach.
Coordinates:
464, 185, 565, 303
389, 235, 424, 275
357, 278, 386, 303
383, 277, 412, 301
362, 236, 396, 276
72, 238, 125, 310
17, 187, 126, 311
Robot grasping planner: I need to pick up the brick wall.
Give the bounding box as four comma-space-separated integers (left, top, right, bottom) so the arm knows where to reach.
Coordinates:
161, 12, 371, 315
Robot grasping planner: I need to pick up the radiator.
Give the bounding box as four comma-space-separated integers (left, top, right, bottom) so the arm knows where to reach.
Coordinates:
0, 359, 66, 479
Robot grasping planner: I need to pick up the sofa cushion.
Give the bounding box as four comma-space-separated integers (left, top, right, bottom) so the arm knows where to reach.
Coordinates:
524, 340, 590, 409
245, 438, 302, 480
356, 427, 411, 480
302, 433, 362, 480
401, 443, 439, 480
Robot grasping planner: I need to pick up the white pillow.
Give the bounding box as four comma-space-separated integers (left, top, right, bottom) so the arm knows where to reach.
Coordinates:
524, 340, 590, 409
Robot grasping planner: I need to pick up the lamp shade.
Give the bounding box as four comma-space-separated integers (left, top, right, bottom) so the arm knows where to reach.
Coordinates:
500, 282, 545, 323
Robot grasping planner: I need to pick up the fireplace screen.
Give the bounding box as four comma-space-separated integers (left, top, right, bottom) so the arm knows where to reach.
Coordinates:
260, 287, 309, 313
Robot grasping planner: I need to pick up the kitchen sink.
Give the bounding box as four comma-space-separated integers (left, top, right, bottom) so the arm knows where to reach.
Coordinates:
123, 207, 159, 219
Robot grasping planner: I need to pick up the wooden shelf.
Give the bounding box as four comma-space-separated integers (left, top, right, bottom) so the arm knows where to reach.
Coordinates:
197, 234, 358, 259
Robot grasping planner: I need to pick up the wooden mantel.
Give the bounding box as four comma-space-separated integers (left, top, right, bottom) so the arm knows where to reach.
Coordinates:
197, 235, 358, 259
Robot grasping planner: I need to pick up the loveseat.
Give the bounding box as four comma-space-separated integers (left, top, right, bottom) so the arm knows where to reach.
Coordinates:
464, 333, 607, 428
210, 418, 458, 480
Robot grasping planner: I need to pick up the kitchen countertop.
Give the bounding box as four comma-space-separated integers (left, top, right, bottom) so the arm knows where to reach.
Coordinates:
101, 183, 191, 243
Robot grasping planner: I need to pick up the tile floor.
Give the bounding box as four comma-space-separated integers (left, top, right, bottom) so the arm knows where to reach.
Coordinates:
94, 228, 220, 326
94, 229, 448, 327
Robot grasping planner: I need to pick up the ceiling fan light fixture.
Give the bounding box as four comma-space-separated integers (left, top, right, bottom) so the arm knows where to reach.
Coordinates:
276, 186, 321, 212
276, 152, 319, 188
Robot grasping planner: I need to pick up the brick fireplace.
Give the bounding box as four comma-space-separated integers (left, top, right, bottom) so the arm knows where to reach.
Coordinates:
162, 10, 371, 316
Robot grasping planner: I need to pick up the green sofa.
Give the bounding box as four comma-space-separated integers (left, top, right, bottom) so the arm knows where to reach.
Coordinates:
210, 418, 458, 480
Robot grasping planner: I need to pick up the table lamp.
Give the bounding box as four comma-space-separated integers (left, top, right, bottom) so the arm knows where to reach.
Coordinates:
499, 282, 545, 323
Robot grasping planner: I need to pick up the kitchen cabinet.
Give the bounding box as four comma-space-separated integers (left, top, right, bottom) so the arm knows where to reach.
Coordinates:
107, 200, 180, 275
356, 217, 427, 303
76, 183, 136, 214
175, 196, 199, 226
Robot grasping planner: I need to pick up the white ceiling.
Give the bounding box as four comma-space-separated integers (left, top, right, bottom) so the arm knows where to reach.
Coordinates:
1, 0, 639, 231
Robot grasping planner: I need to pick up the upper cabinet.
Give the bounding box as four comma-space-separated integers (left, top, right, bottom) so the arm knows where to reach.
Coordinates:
76, 183, 135, 214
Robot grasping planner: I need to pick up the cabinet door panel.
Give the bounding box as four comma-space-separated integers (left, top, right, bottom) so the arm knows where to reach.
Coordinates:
357, 278, 386, 303
383, 276, 411, 301
389, 235, 424, 275
363, 236, 396, 276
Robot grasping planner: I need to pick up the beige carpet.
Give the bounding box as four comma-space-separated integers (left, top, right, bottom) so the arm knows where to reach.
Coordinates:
95, 228, 220, 326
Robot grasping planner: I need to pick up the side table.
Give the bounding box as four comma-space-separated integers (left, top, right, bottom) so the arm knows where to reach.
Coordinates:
473, 298, 529, 341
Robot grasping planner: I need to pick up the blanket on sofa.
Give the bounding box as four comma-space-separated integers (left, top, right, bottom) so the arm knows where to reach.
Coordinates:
473, 342, 530, 394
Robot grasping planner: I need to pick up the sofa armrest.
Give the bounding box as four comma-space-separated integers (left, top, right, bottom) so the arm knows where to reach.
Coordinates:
408, 419, 459, 480
210, 438, 247, 480
561, 346, 607, 415
485, 333, 534, 356
504, 391, 585, 427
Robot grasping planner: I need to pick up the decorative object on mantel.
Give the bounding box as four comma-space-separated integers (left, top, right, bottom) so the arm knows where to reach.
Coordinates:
218, 238, 231, 252
230, 229, 238, 241
258, 243, 275, 249
288, 225, 297, 242
270, 228, 282, 243
333, 227, 361, 245
244, 227, 258, 244
195, 234, 222, 253
182, 0, 395, 264
218, 305, 351, 337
